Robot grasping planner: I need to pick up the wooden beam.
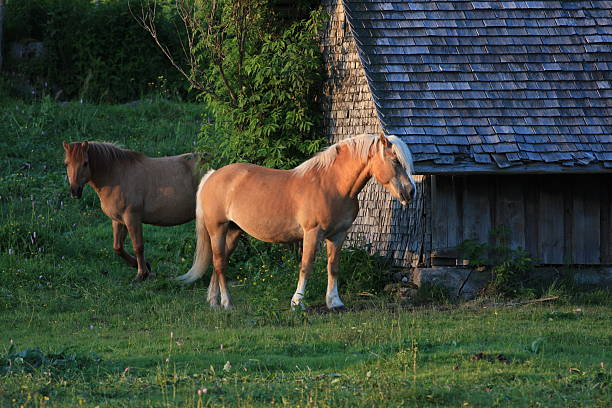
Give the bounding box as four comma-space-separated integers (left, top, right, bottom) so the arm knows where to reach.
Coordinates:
495, 176, 525, 250
601, 176, 612, 264
462, 175, 492, 244
431, 175, 461, 251
572, 175, 601, 264
523, 176, 540, 262
538, 177, 565, 264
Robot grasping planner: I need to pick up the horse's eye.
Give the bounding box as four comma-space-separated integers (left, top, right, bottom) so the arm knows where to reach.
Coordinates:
83, 161, 89, 168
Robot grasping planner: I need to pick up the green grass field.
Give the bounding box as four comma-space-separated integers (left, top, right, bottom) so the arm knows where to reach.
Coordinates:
0, 97, 610, 407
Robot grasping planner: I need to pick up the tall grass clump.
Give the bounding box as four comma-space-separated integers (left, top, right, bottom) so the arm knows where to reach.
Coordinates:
228, 237, 393, 312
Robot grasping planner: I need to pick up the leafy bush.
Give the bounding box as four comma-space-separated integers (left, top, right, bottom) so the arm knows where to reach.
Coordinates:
199, 10, 326, 169
335, 247, 392, 295
458, 226, 536, 298
4, 0, 187, 102
0, 345, 100, 377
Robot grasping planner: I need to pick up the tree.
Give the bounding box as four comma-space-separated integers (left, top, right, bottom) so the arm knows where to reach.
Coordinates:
134, 0, 326, 168
0, 0, 5, 71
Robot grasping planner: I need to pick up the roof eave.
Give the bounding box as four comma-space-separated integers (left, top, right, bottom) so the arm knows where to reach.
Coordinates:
414, 161, 612, 175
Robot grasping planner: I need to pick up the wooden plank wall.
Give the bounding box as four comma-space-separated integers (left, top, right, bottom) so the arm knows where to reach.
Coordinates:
431, 174, 612, 265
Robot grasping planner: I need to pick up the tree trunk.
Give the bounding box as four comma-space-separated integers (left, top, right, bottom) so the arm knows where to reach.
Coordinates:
0, 0, 5, 71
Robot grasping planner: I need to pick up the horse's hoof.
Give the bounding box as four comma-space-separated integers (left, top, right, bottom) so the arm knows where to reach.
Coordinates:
329, 306, 347, 313
291, 302, 306, 312
132, 273, 149, 283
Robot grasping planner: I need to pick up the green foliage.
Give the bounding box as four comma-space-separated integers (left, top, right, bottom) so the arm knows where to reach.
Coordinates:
528, 337, 545, 354
188, 2, 327, 169
412, 283, 451, 306
458, 226, 536, 298
231, 238, 392, 309
335, 247, 392, 295
4, 0, 186, 102
200, 15, 325, 168
0, 345, 100, 377
231, 239, 301, 303
572, 288, 612, 306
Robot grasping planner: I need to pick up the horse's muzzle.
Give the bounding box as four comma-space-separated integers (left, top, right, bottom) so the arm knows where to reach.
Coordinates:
70, 186, 83, 199
399, 185, 415, 206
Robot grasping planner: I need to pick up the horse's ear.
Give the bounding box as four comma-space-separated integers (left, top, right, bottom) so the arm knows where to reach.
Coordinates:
82, 141, 89, 151
378, 133, 391, 148
62, 141, 70, 151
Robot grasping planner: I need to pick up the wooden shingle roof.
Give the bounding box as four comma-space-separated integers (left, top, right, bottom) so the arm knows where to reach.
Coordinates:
344, 0, 612, 173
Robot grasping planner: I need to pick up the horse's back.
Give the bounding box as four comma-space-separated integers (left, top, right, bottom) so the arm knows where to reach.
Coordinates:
144, 151, 200, 183
129, 154, 201, 225
203, 163, 293, 207
201, 163, 304, 242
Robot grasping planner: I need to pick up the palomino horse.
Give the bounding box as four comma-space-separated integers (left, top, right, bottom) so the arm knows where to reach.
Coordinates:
63, 141, 203, 281
176, 133, 416, 310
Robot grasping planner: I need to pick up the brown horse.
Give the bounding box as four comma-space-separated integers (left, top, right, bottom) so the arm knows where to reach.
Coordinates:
176, 133, 416, 310
63, 141, 203, 281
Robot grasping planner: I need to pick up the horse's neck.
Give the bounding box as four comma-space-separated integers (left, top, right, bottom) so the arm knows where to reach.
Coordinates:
88, 160, 125, 193
326, 153, 371, 199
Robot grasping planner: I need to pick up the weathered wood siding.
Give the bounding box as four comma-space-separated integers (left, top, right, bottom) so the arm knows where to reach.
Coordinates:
431, 174, 612, 265
321, 0, 429, 268
320, 0, 380, 140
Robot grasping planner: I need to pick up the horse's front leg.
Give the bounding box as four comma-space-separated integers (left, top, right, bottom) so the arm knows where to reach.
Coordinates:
325, 231, 348, 310
291, 228, 322, 310
124, 212, 150, 282
112, 221, 137, 268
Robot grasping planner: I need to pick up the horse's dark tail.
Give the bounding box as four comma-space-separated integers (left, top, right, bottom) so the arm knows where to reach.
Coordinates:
174, 170, 215, 284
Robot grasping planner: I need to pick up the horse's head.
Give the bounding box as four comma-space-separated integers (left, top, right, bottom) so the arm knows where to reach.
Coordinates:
63, 141, 91, 199
370, 134, 416, 206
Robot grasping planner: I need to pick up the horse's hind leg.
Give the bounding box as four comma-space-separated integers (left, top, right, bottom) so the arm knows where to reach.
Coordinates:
124, 212, 150, 282
208, 223, 236, 309
113, 221, 138, 268
208, 226, 241, 308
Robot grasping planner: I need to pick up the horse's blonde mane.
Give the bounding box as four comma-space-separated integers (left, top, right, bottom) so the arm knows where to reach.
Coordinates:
387, 135, 414, 175
293, 134, 413, 176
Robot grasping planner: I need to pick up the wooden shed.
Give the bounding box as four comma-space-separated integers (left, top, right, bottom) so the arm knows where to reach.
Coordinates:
320, 0, 612, 268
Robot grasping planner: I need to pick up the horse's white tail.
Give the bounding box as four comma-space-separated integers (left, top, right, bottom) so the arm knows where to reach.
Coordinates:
174, 170, 215, 284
